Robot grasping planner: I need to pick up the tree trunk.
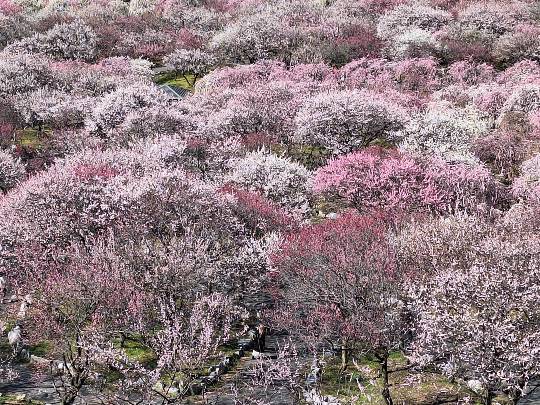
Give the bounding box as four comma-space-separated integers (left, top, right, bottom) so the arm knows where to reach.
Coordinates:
380, 356, 393, 405
62, 395, 76, 405
485, 391, 494, 405
62, 386, 80, 405
256, 324, 266, 352
340, 342, 348, 373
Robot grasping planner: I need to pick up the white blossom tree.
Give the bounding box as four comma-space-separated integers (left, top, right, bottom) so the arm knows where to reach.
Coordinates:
0, 51, 55, 97
401, 106, 489, 162
376, 3, 451, 40
6, 20, 98, 61
294, 90, 408, 154
164, 48, 216, 87
512, 153, 540, 204
410, 258, 540, 405
226, 150, 311, 215
13, 89, 93, 130
85, 83, 167, 137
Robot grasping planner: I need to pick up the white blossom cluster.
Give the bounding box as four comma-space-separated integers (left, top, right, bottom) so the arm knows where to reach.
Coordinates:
401, 106, 489, 162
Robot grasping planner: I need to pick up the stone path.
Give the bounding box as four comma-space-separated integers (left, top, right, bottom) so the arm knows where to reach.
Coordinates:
520, 380, 540, 405
0, 363, 100, 404
0, 331, 305, 405
203, 333, 303, 405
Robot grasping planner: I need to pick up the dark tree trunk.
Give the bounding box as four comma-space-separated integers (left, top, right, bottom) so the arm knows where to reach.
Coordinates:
486, 391, 494, 405
380, 354, 393, 405
256, 324, 266, 352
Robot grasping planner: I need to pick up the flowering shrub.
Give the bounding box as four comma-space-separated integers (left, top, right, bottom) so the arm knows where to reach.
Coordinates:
0, 0, 21, 15
501, 84, 540, 116
392, 57, 440, 94
164, 48, 216, 86
294, 90, 408, 154
270, 211, 406, 405
86, 83, 167, 137
493, 24, 540, 66
220, 185, 295, 236
2, 1, 540, 403
376, 4, 451, 40
226, 150, 311, 214
313, 147, 503, 215
411, 260, 540, 403
209, 11, 296, 64
447, 60, 496, 86
401, 106, 489, 161
512, 153, 540, 203
201, 83, 298, 142
0, 150, 24, 193
393, 214, 492, 277
7, 19, 98, 61
0, 13, 30, 49
13, 89, 92, 129
385, 28, 441, 60
0, 51, 55, 97
473, 129, 540, 181
456, 1, 531, 40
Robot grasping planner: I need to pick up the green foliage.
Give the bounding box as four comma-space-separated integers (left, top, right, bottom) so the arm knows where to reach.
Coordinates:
279, 144, 331, 170
154, 72, 197, 90
29, 341, 53, 357
0, 394, 44, 404
17, 129, 42, 149
113, 338, 156, 366
318, 352, 487, 405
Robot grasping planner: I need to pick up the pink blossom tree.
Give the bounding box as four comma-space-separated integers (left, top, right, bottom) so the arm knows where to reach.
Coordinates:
25, 239, 145, 405
220, 185, 296, 237
0, 143, 268, 402
270, 211, 408, 405
312, 147, 504, 216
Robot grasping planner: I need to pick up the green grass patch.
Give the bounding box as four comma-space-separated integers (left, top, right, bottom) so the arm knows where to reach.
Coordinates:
154, 72, 197, 90
15, 128, 52, 149
0, 394, 44, 404
114, 338, 157, 367
29, 341, 53, 357
319, 355, 381, 404
18, 129, 41, 148
317, 352, 489, 405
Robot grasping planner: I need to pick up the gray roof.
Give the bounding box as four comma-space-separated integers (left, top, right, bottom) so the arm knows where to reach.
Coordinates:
159, 84, 191, 100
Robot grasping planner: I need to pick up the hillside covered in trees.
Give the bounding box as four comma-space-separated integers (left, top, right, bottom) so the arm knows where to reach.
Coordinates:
1, 0, 540, 404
